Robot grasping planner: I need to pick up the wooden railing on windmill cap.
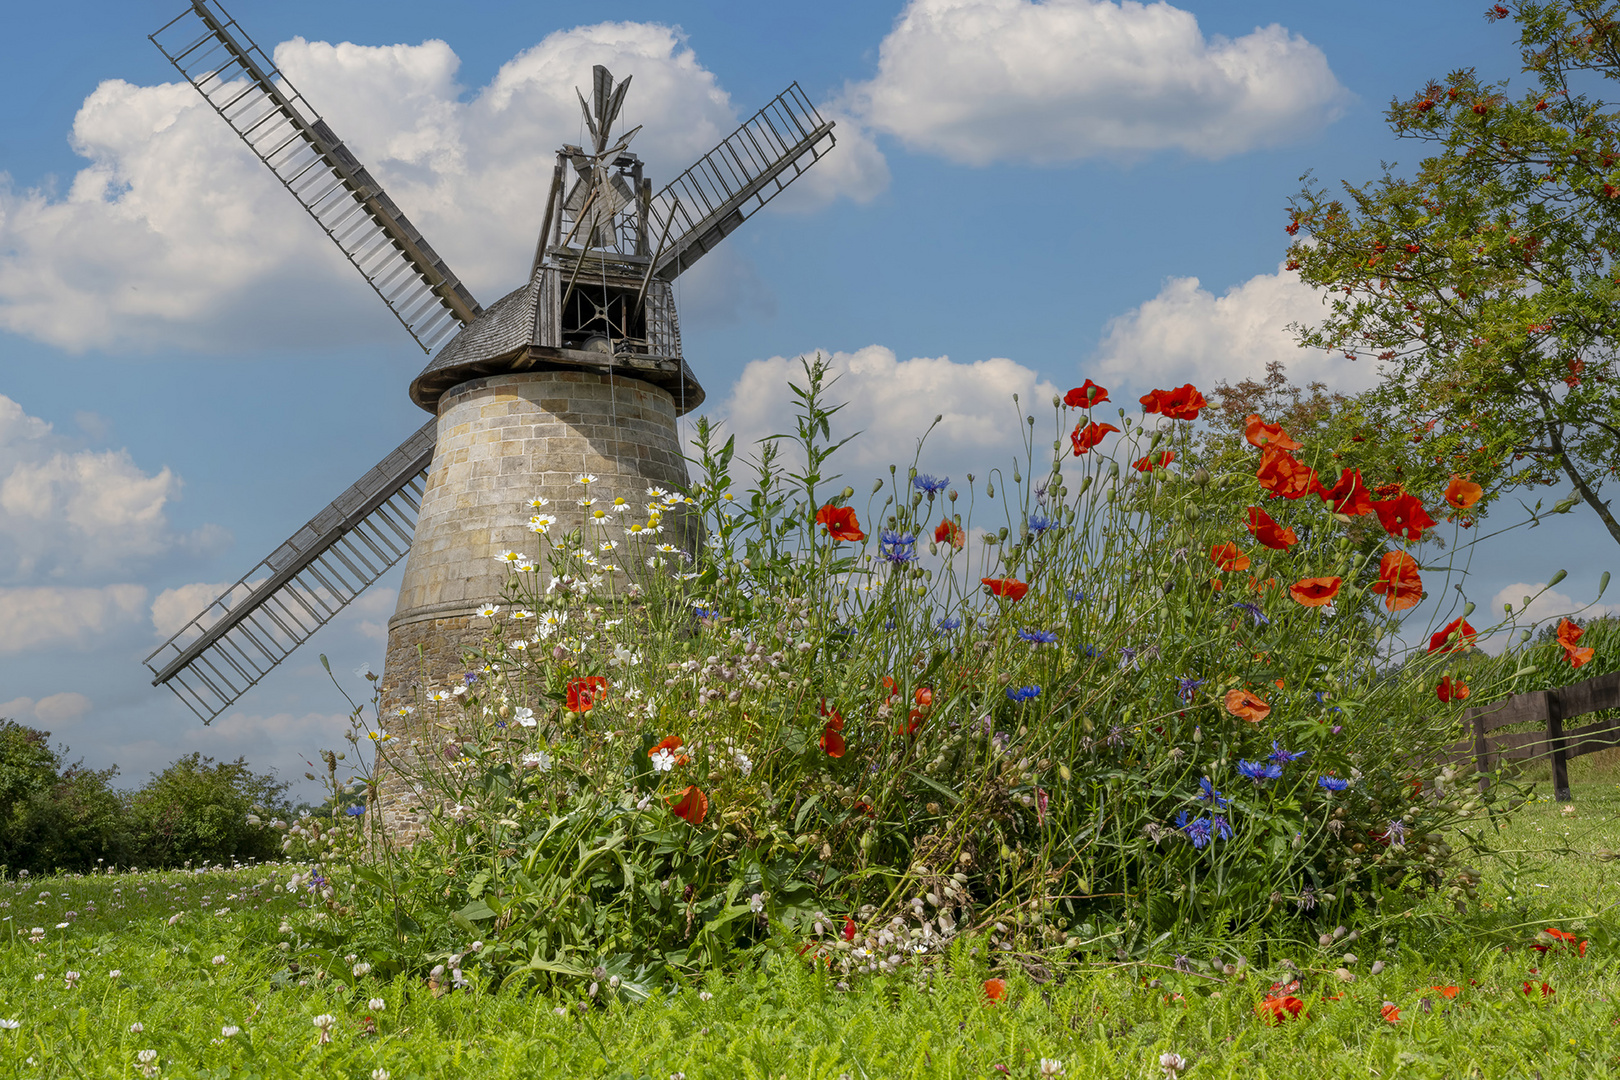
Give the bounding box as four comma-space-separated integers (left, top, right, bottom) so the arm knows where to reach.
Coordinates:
1448, 671, 1620, 801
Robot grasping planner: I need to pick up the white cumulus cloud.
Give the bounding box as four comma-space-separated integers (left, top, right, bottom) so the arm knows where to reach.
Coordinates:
701, 345, 1058, 488
1088, 263, 1379, 396
0, 23, 883, 352
1489, 582, 1619, 633
0, 585, 147, 654
850, 0, 1347, 165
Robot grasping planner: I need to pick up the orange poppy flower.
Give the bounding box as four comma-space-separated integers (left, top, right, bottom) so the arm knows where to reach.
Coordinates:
1370, 550, 1423, 611
1436, 676, 1470, 703
1244, 414, 1303, 450
982, 577, 1029, 601
1380, 1003, 1401, 1024
1289, 576, 1341, 607
1071, 421, 1120, 455
819, 701, 846, 757
667, 785, 708, 825
1427, 617, 1477, 653
1372, 492, 1436, 541
1064, 380, 1109, 408
1209, 542, 1251, 572
815, 504, 865, 542
1139, 384, 1208, 421
983, 978, 1007, 1003
566, 675, 608, 712
1256, 446, 1323, 500
1420, 985, 1461, 999
934, 519, 965, 549
1319, 468, 1373, 516
1255, 994, 1305, 1023
1225, 688, 1271, 722
1246, 506, 1298, 550
1534, 927, 1588, 956
1557, 618, 1595, 668
1132, 450, 1177, 472
1445, 475, 1484, 509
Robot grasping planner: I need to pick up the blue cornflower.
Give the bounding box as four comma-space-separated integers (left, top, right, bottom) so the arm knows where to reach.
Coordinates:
1018, 628, 1058, 644
1176, 675, 1206, 704
1028, 512, 1054, 536
1384, 819, 1407, 845
693, 605, 718, 619
936, 616, 962, 632
344, 804, 366, 816
463, 671, 479, 685
1318, 775, 1350, 791
1238, 759, 1283, 784
1177, 812, 1213, 849
1231, 602, 1270, 627
1268, 741, 1307, 765
880, 529, 917, 564
1080, 644, 1101, 658
1197, 777, 1229, 809
1119, 646, 1138, 669
1006, 685, 1042, 703
1211, 815, 1233, 841
913, 474, 949, 495
1068, 587, 1089, 604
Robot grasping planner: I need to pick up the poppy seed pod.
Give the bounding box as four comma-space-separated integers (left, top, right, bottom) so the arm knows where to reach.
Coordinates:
872, 479, 884, 494
1192, 467, 1210, 486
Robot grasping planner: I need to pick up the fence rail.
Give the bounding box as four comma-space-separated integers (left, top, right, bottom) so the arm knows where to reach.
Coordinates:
1446, 670, 1620, 800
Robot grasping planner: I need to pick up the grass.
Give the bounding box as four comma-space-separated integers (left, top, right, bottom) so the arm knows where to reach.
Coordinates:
1, 784, 1618, 1079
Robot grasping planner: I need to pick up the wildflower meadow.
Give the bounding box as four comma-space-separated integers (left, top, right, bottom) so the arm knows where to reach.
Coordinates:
4, 360, 1618, 1076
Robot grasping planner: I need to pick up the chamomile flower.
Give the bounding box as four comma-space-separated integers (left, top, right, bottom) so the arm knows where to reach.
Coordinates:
528, 496, 550, 510
476, 603, 501, 618
528, 515, 556, 534
429, 690, 450, 703
575, 474, 598, 485
511, 609, 535, 621
578, 497, 595, 508
599, 540, 619, 551
497, 551, 522, 564
657, 543, 681, 554
612, 497, 632, 513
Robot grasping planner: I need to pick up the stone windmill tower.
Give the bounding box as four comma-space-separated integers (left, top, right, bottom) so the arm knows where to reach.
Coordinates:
143, 3, 836, 731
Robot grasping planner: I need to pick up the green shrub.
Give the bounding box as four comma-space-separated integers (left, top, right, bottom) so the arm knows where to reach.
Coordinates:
127, 753, 293, 868
296, 358, 1579, 992
0, 720, 131, 874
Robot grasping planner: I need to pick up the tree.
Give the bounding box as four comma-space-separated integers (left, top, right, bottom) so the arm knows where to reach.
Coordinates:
1287, 0, 1620, 546
127, 753, 292, 868
0, 720, 131, 874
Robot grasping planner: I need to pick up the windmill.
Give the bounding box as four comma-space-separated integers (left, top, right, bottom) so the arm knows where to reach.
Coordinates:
141, 1, 837, 801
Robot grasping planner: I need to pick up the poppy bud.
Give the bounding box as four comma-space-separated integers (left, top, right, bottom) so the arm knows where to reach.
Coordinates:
1192, 467, 1210, 487
872, 479, 884, 494
1547, 569, 1567, 587
1463, 601, 1475, 617
1078, 475, 1093, 495
1184, 504, 1200, 522
841, 486, 854, 499
986, 484, 994, 497
1052, 395, 1062, 407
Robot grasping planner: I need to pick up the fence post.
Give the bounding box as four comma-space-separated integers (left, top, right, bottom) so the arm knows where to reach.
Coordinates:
1472, 707, 1490, 794
1546, 689, 1573, 802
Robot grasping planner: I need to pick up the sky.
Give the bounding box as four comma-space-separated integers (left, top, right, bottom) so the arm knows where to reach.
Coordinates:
1, 0, 1614, 800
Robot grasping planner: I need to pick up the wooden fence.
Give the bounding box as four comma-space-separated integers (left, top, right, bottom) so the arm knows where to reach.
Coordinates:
1447, 671, 1620, 800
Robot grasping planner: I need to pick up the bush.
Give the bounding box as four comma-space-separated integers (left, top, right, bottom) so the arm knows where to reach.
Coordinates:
127, 753, 293, 868
0, 721, 131, 874
302, 358, 1568, 993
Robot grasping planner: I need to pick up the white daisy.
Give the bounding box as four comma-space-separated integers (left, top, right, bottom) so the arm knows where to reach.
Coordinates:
575, 474, 598, 485
497, 551, 522, 564
477, 603, 500, 618
528, 496, 550, 510
599, 539, 619, 551
528, 515, 556, 534
511, 609, 535, 621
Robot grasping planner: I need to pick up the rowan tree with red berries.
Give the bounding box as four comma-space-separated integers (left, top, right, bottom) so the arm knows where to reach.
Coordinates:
1286, 0, 1620, 548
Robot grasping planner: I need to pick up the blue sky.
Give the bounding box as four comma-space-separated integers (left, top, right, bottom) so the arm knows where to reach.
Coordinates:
1, 0, 1611, 798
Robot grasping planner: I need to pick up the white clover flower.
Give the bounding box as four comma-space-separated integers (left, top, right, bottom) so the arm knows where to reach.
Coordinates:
129, 1023, 143, 1033
698, 991, 713, 1002
650, 749, 677, 773
312, 1013, 336, 1043
497, 551, 522, 564
372, 1070, 390, 1080
212, 955, 226, 965
221, 1026, 241, 1038
137, 1049, 158, 1063
522, 751, 553, 771
528, 496, 550, 510
749, 893, 766, 914
477, 603, 501, 618
528, 515, 556, 534
514, 706, 536, 728
368, 998, 386, 1011
63, 971, 80, 988
1039, 1060, 1065, 1077
1159, 1052, 1188, 1075
108, 970, 121, 979
352, 962, 372, 977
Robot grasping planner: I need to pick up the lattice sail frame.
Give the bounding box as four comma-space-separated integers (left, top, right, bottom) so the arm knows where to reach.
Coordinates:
150, 0, 481, 353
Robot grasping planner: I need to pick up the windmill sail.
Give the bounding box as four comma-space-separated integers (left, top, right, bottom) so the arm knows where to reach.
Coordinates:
150, 0, 482, 352
144, 422, 438, 723
650, 84, 835, 281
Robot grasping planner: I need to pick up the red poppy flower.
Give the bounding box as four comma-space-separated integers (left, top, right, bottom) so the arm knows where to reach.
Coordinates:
1421, 985, 1461, 999
1427, 617, 1477, 653
1372, 492, 1436, 541
1445, 475, 1484, 509
819, 701, 846, 757
1319, 468, 1373, 516
1209, 542, 1251, 572
1140, 384, 1208, 421
1132, 450, 1177, 472
1436, 676, 1470, 703
667, 785, 708, 825
1256, 446, 1323, 500
983, 978, 1007, 1003
1255, 994, 1305, 1023
566, 675, 608, 712
1071, 421, 1120, 455
815, 503, 865, 543
1557, 618, 1595, 668
1244, 414, 1303, 450
934, 518, 965, 549
649, 734, 690, 767
879, 675, 901, 702
1380, 1002, 1401, 1024
1534, 927, 1588, 956
1523, 981, 1554, 997
1064, 380, 1109, 408
1225, 688, 1271, 722
982, 577, 1029, 601
843, 916, 857, 941
1370, 550, 1423, 611
1246, 506, 1298, 550
1289, 576, 1341, 607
